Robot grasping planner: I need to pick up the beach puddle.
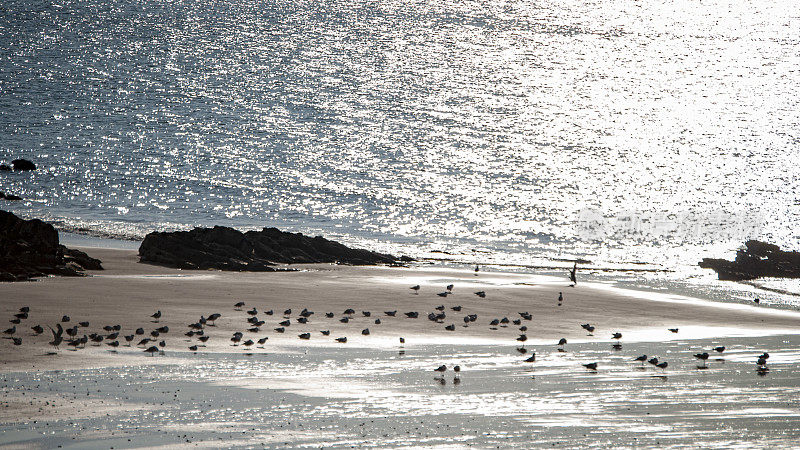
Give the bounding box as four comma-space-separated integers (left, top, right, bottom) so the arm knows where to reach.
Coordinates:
2, 335, 800, 448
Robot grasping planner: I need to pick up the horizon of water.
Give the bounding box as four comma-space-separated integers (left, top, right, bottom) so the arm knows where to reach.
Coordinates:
2, 0, 800, 300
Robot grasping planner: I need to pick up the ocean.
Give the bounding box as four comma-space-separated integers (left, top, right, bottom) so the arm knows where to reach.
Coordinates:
2, 0, 799, 302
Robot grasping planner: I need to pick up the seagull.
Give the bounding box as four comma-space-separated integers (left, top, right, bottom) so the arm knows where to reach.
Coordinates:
247, 308, 258, 316
48, 324, 63, 351
612, 332, 622, 340
198, 336, 210, 343
234, 302, 245, 310
243, 339, 254, 348
668, 328, 679, 333
339, 317, 349, 324
714, 346, 726, 353
320, 330, 330, 336
634, 355, 648, 365
569, 263, 577, 286
362, 311, 371, 317
517, 334, 528, 346
265, 310, 274, 315
446, 284, 454, 292
207, 313, 221, 326
299, 333, 310, 340
524, 354, 536, 362
435, 305, 445, 311
362, 328, 370, 335
279, 320, 291, 326
436, 292, 449, 298
137, 338, 151, 346
647, 357, 659, 366
474, 291, 486, 298
144, 346, 159, 356
335, 337, 347, 343
385, 311, 397, 317
656, 361, 668, 370
283, 309, 292, 316
410, 285, 420, 294
151, 311, 161, 322
274, 327, 285, 333
404, 312, 419, 318
325, 312, 335, 318
3, 326, 15, 335
583, 362, 598, 371
257, 337, 268, 345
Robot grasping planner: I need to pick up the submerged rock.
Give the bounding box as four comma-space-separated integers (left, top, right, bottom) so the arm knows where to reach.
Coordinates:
138, 226, 401, 270
699, 240, 800, 281
0, 210, 103, 281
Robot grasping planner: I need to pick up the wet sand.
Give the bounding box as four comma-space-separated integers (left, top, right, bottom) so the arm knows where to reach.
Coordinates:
2, 247, 800, 447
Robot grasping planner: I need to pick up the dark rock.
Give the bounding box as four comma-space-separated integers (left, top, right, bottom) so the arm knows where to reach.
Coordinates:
138, 225, 401, 270
699, 240, 800, 281
0, 192, 22, 201
0, 210, 103, 282
11, 159, 36, 171
0, 164, 11, 171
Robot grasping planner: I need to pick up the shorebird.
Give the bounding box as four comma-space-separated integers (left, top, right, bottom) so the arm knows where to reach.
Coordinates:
405, 312, 419, 318
475, 265, 479, 274
754, 298, 760, 304
274, 327, 285, 333
583, 362, 598, 371
517, 334, 528, 347
558, 338, 567, 350
189, 345, 198, 352
362, 311, 371, 317
124, 335, 134, 346
151, 311, 161, 322
446, 284, 454, 292
265, 310, 274, 315
79, 321, 89, 327
453, 365, 460, 377
647, 357, 659, 366
585, 325, 595, 335
445, 324, 455, 331
435, 305, 445, 311
248, 327, 260, 333
326, 312, 335, 318
362, 328, 370, 335
656, 361, 668, 370
279, 320, 291, 326
135, 327, 144, 335
243, 339, 254, 348
474, 291, 486, 298
9, 318, 20, 325
231, 333, 242, 345
14, 312, 27, 320
612, 332, 622, 340
299, 333, 310, 340
144, 346, 159, 356
137, 338, 151, 346
103, 325, 114, 332
335, 337, 347, 343
48, 325, 63, 351
489, 319, 499, 326
207, 313, 221, 325
634, 355, 648, 365
12, 337, 21, 346
339, 317, 349, 324
150, 330, 160, 338
399, 337, 405, 344
434, 365, 447, 373
519, 326, 527, 332
284, 309, 292, 316
410, 285, 420, 294
713, 346, 726, 353
106, 332, 118, 340
257, 337, 268, 345
158, 340, 167, 352
31, 325, 43, 335
569, 263, 577, 286
3, 326, 15, 335
247, 308, 258, 316
524, 354, 536, 362
668, 328, 679, 333
557, 292, 563, 306
520, 312, 532, 321
296, 317, 308, 324
107, 340, 119, 348
451, 306, 462, 312
694, 352, 710, 368
385, 311, 397, 317
344, 308, 355, 315
61, 315, 70, 323
234, 302, 245, 310
320, 330, 330, 336
436, 292, 449, 298
374, 319, 381, 325
19, 307, 30, 313
198, 335, 210, 343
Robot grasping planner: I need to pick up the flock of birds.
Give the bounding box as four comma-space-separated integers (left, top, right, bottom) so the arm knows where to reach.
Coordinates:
2, 273, 777, 379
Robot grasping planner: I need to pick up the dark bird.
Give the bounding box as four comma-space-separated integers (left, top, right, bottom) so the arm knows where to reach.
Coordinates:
279, 320, 291, 327
520, 312, 532, 321
754, 298, 760, 304
296, 317, 308, 324
344, 308, 355, 315
106, 331, 118, 340
248, 327, 260, 333
374, 319, 381, 324
446, 284, 454, 292
453, 365, 460, 376
12, 337, 22, 346
103, 325, 114, 332
299, 333, 311, 340
14, 312, 28, 320
207, 313, 221, 325
385, 311, 397, 317
61, 315, 70, 323
475, 265, 479, 273
585, 325, 595, 334
757, 356, 768, 366
107, 340, 119, 348
135, 327, 145, 335
340, 317, 349, 324
156, 326, 169, 333
198, 335, 210, 343
410, 285, 420, 293
694, 352, 710, 367
714, 346, 726, 353
524, 354, 536, 362
435, 305, 445, 311
517, 334, 528, 344
19, 306, 30, 313
321, 330, 330, 336
583, 362, 598, 371
362, 311, 371, 317
124, 335, 134, 345
231, 334, 242, 345
234, 302, 245, 310
31, 325, 44, 335
558, 338, 567, 347
569, 262, 577, 285
300, 309, 314, 318
634, 355, 648, 365
3, 326, 15, 335
48, 324, 64, 350
9, 318, 20, 325
436, 292, 449, 298
656, 362, 668, 370
405, 312, 419, 319
434, 365, 447, 373
158, 340, 166, 351
612, 332, 622, 340
512, 319, 521, 325
500, 317, 509, 325
474, 291, 486, 298
489, 319, 499, 326
247, 308, 258, 316
242, 339, 254, 348
151, 311, 161, 322
399, 337, 405, 344
335, 337, 347, 343
283, 309, 292, 316
759, 352, 770, 360
668, 328, 679, 333
519, 326, 527, 332
362, 328, 370, 335
150, 330, 160, 338
265, 310, 273, 315
274, 327, 285, 333
137, 338, 151, 346
325, 312, 335, 318
79, 321, 90, 327
189, 345, 198, 352
648, 357, 659, 366
144, 346, 159, 356
257, 337, 268, 345
445, 324, 455, 331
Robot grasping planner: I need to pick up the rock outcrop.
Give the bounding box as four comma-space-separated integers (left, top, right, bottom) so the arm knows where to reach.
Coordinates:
699, 240, 800, 281
0, 210, 103, 281
11, 159, 36, 171
0, 192, 22, 201
138, 226, 401, 270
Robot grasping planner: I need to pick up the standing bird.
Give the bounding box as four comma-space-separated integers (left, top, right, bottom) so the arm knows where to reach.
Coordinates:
656, 361, 668, 370
3, 326, 16, 335
558, 338, 567, 349
517, 334, 528, 347
410, 285, 420, 294
48, 324, 63, 351
234, 302, 245, 310
569, 263, 577, 286
524, 354, 536, 362
475, 265, 479, 274
713, 346, 726, 353
557, 292, 563, 307
446, 284, 454, 292
335, 337, 347, 343
694, 352, 710, 368
144, 346, 159, 356
189, 345, 198, 352
474, 291, 486, 298
583, 362, 598, 371
124, 335, 135, 346
207, 313, 221, 326
434, 365, 447, 373
247, 308, 258, 316
668, 328, 679, 333
31, 325, 44, 335
634, 355, 648, 365
151, 311, 161, 323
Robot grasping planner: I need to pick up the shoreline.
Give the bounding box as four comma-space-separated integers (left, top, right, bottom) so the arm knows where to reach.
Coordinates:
2, 246, 799, 373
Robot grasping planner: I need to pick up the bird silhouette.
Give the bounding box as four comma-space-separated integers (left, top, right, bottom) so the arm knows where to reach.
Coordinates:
583, 362, 597, 371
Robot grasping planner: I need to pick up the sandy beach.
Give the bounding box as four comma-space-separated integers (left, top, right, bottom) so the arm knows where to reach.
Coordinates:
2, 247, 800, 448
